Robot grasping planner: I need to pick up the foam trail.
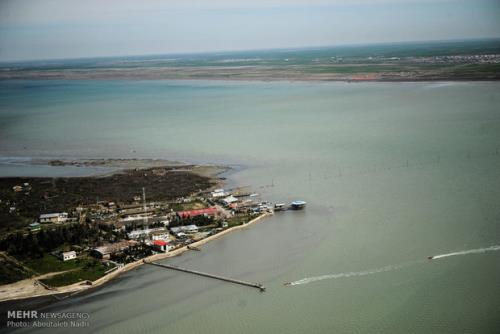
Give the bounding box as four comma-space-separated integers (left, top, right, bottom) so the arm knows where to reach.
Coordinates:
288, 261, 419, 286
431, 245, 500, 260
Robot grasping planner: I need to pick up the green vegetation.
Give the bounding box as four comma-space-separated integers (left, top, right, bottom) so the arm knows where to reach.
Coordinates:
226, 214, 253, 228
0, 223, 126, 259
39, 260, 109, 287
169, 199, 207, 212
0, 167, 213, 234
22, 254, 82, 275
2, 39, 499, 81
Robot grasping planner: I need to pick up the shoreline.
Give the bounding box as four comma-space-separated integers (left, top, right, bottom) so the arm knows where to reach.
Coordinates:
0, 213, 270, 303
1, 76, 499, 83
0, 157, 230, 178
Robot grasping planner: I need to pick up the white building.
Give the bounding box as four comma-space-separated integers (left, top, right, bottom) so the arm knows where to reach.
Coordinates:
39, 212, 68, 224
222, 195, 238, 206
151, 230, 170, 241
170, 225, 198, 236
60, 251, 77, 261
127, 227, 167, 240
211, 189, 228, 198
183, 225, 198, 233
152, 240, 171, 253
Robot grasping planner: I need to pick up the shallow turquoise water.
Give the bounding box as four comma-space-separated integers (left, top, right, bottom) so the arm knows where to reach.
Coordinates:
1, 80, 499, 333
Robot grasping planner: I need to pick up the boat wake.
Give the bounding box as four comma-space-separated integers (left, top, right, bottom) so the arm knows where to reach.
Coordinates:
286, 245, 500, 287
429, 245, 500, 260
287, 261, 421, 286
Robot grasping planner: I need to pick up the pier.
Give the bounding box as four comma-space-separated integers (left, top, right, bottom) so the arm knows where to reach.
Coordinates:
144, 260, 266, 292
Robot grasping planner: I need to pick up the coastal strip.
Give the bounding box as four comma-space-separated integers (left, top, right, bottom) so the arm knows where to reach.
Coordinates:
0, 213, 270, 302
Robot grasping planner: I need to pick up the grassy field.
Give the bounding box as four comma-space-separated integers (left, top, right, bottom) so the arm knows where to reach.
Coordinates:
22, 254, 83, 275
0, 253, 115, 287
40, 262, 110, 287
226, 214, 253, 228
169, 199, 207, 212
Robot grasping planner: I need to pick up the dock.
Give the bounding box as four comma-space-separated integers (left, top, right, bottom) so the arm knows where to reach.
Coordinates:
144, 260, 266, 292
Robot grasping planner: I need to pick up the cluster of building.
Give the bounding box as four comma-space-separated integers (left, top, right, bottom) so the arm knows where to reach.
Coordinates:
27, 184, 305, 265
29, 212, 71, 232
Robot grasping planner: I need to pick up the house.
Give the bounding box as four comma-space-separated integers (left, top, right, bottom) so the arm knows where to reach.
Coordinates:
91, 240, 138, 259
169, 225, 198, 236
152, 240, 170, 253
29, 222, 41, 231
211, 189, 227, 198
170, 226, 182, 234
183, 224, 198, 233
151, 230, 170, 241
222, 195, 238, 206
39, 212, 68, 224
12, 185, 23, 192
177, 207, 218, 219
59, 251, 77, 261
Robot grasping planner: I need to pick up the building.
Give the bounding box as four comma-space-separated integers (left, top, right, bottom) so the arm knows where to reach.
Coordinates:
39, 212, 68, 224
29, 222, 41, 231
12, 185, 23, 192
170, 225, 198, 236
177, 207, 218, 219
222, 195, 238, 206
91, 240, 138, 259
127, 227, 167, 240
183, 224, 198, 233
151, 230, 170, 241
211, 189, 227, 198
152, 240, 170, 253
59, 251, 77, 261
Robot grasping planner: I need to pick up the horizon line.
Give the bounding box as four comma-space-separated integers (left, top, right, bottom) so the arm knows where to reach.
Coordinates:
1, 36, 499, 64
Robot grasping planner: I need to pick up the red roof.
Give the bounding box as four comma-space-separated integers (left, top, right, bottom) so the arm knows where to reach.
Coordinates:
153, 240, 168, 246
177, 207, 218, 219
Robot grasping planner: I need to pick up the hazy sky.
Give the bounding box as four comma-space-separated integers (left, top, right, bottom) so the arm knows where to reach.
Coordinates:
0, 0, 499, 61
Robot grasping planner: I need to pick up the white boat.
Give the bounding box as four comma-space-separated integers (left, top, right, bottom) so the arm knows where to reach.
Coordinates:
290, 200, 306, 210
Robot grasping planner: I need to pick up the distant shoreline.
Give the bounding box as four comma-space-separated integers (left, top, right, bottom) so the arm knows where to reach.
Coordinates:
1, 70, 499, 82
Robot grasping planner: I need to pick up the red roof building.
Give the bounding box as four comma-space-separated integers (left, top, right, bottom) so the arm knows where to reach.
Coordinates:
153, 240, 168, 246
152, 240, 170, 252
177, 207, 218, 219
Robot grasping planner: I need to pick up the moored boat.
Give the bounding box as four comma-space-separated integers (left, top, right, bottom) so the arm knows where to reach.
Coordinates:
274, 203, 286, 211
290, 200, 306, 210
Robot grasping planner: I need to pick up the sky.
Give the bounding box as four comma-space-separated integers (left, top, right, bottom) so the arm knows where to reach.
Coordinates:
0, 0, 499, 61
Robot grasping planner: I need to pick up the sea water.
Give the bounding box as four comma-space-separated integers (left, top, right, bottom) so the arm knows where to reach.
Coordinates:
1, 80, 499, 333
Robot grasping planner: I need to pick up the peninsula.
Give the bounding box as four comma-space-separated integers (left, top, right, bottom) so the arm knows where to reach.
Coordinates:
0, 160, 277, 302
